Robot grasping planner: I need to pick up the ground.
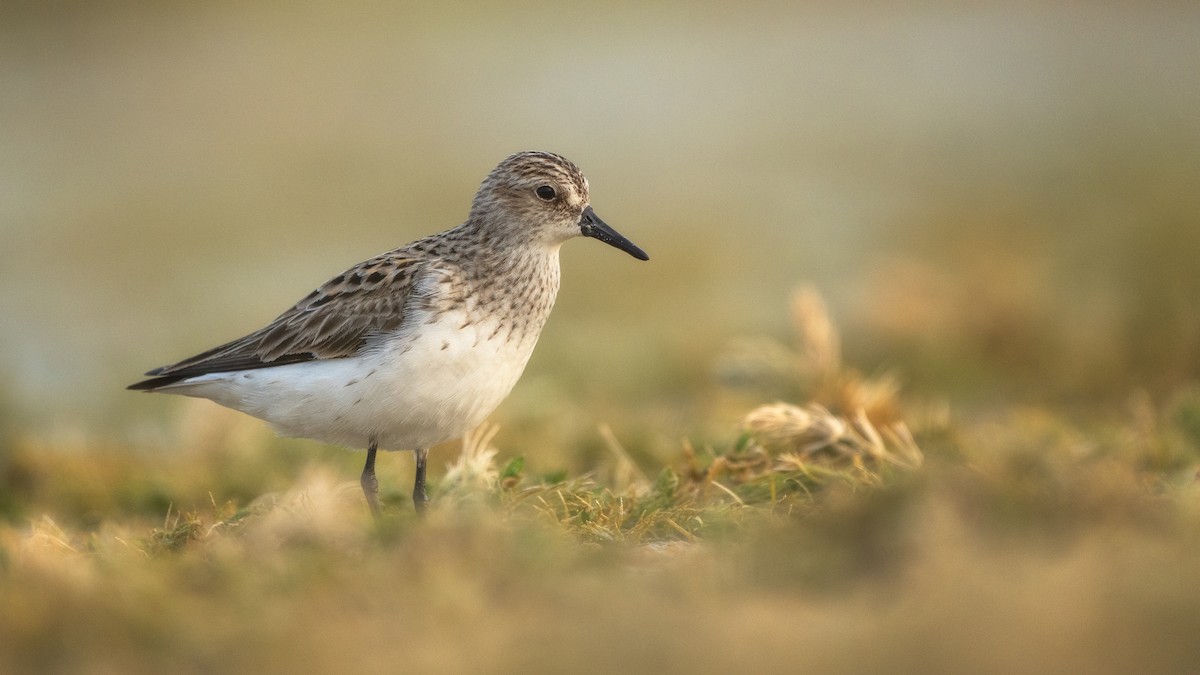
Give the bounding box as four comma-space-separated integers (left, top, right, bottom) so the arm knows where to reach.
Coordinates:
3, 293, 1199, 674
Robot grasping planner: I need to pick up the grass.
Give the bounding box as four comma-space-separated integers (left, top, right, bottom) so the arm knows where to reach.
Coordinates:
3, 291, 1199, 674
3, 4, 1198, 671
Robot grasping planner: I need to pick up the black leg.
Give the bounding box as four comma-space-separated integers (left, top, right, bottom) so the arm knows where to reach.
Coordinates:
360, 440, 381, 518
413, 448, 429, 515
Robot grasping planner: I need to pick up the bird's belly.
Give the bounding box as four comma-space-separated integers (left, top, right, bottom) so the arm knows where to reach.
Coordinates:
176, 314, 539, 450
364, 316, 539, 448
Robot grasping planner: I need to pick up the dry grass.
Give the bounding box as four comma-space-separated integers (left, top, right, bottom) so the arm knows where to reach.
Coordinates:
3, 4, 1198, 671
4, 291, 1200, 674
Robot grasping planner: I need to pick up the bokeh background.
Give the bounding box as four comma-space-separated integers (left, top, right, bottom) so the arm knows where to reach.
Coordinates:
4, 2, 1197, 444
2, 3, 1200, 672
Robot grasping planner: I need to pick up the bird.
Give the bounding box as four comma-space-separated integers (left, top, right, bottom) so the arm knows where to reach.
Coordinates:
129, 151, 648, 515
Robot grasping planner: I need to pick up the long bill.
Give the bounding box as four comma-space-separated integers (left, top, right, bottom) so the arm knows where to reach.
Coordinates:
580, 206, 650, 261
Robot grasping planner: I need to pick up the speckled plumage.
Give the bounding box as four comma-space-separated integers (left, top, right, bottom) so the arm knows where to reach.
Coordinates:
129, 151, 648, 514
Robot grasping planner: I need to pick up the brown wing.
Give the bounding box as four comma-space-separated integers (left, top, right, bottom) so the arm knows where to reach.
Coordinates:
128, 253, 437, 390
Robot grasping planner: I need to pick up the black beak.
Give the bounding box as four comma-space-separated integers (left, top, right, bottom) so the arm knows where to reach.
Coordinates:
580, 206, 649, 261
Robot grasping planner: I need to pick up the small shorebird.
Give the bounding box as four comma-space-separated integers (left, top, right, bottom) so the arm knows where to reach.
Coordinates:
129, 151, 648, 515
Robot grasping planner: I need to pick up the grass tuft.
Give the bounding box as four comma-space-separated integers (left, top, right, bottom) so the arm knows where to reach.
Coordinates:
3, 289, 1200, 673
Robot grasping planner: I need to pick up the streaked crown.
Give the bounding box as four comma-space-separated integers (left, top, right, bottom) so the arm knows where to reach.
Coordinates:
467, 151, 593, 245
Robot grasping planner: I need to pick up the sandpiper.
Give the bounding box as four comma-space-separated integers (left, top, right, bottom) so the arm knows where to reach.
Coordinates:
129, 151, 648, 515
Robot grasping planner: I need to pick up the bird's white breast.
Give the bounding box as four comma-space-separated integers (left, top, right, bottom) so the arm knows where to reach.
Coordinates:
167, 308, 542, 450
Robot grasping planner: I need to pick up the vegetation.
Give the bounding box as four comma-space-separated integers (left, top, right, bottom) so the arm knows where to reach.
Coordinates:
3, 3, 1198, 673
3, 290, 1199, 673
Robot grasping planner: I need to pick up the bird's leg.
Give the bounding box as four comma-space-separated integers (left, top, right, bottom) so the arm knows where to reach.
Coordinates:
360, 439, 381, 518
412, 448, 430, 515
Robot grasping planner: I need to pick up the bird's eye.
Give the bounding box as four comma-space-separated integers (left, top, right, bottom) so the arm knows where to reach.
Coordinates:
535, 185, 556, 201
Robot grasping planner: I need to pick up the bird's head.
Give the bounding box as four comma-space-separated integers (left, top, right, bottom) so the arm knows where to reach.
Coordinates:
469, 151, 649, 261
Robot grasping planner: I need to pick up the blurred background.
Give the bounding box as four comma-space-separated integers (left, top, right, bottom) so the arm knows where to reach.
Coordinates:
4, 5, 1200, 673
1, 1, 1198, 454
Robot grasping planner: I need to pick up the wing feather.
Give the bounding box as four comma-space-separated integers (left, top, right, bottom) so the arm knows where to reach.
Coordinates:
128, 254, 441, 390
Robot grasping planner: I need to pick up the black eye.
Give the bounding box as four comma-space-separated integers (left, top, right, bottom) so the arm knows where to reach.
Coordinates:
535, 185, 556, 201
